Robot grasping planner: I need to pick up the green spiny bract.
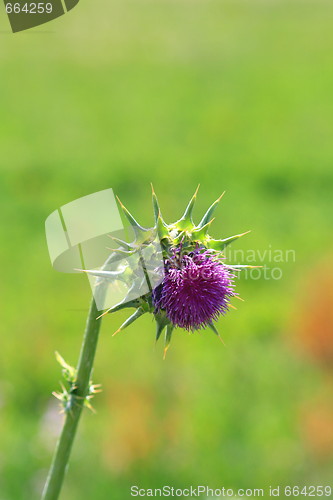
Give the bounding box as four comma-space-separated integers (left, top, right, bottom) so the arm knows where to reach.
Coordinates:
87, 186, 255, 358
53, 352, 101, 413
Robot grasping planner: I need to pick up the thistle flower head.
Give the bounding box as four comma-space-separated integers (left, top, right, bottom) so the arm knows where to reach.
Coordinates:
153, 249, 235, 330
86, 186, 254, 356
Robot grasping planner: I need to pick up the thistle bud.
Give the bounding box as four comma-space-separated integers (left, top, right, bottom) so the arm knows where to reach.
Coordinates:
86, 186, 255, 357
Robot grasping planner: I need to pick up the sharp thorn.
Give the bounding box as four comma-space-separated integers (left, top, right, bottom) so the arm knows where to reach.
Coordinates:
234, 295, 245, 302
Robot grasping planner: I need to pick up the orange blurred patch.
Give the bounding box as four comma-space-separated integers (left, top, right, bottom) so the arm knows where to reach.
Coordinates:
300, 398, 333, 460
100, 380, 184, 474
101, 382, 158, 474
293, 262, 333, 368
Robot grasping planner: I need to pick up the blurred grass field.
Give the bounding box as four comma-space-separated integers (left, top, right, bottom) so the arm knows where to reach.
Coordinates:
1, 1, 333, 498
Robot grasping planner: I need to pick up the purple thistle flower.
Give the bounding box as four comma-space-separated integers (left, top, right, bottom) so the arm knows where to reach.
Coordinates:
86, 186, 254, 355
153, 250, 235, 331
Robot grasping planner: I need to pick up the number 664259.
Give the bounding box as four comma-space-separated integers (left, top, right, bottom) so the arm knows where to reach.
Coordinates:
5, 3, 53, 14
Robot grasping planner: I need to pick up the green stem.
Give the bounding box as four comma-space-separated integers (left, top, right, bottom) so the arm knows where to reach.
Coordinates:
41, 289, 105, 500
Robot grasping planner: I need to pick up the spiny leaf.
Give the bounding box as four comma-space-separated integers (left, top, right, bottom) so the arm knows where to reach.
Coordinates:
176, 185, 200, 230
108, 235, 134, 252
156, 214, 169, 240
156, 322, 166, 342
55, 351, 72, 372
116, 196, 148, 234
191, 218, 215, 240
79, 268, 130, 281
55, 352, 76, 382
123, 281, 152, 307
106, 247, 136, 257
151, 183, 160, 222
96, 297, 142, 319
154, 310, 170, 342
198, 192, 225, 228
132, 227, 157, 248
207, 231, 251, 251
112, 307, 146, 336
173, 230, 186, 245
95, 250, 130, 267
151, 183, 168, 227
84, 398, 97, 413
182, 184, 200, 220
163, 324, 174, 359
53, 390, 65, 402
208, 323, 225, 345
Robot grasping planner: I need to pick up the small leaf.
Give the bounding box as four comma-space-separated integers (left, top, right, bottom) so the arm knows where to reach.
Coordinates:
173, 230, 186, 245
156, 214, 169, 240
207, 231, 250, 251
154, 310, 170, 342
116, 196, 148, 235
176, 185, 200, 230
108, 235, 134, 252
208, 323, 225, 345
107, 251, 130, 265
96, 297, 142, 319
198, 192, 225, 228
151, 184, 168, 227
106, 247, 135, 257
163, 325, 174, 359
84, 399, 97, 413
112, 307, 146, 336
156, 323, 166, 343
191, 218, 215, 240
55, 351, 71, 371
55, 352, 76, 382
79, 268, 129, 281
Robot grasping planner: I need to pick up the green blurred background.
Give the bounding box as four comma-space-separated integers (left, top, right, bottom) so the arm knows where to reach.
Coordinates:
1, 1, 333, 498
